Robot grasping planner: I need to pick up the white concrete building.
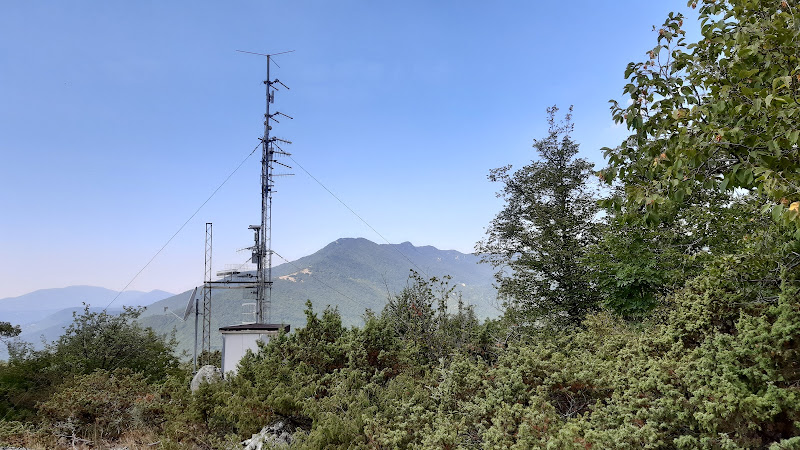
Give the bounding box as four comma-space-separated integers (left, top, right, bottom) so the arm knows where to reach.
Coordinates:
219, 323, 290, 375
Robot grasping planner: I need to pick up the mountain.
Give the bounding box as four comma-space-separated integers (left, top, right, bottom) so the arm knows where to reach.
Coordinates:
0, 286, 173, 326
6, 306, 126, 352
0, 287, 173, 360
137, 238, 499, 356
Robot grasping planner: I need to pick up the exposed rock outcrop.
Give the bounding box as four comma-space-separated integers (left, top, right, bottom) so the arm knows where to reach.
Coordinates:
190, 364, 222, 392
242, 420, 297, 449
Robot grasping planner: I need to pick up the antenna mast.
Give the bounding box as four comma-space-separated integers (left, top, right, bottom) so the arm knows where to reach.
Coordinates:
255, 52, 293, 324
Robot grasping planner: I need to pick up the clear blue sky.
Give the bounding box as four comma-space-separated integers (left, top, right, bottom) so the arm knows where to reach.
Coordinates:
0, 1, 697, 299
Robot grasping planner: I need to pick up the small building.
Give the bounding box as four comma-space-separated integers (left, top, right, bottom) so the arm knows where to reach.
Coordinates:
219, 323, 290, 375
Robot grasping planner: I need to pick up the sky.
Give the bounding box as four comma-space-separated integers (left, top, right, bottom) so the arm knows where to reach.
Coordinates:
0, 1, 699, 299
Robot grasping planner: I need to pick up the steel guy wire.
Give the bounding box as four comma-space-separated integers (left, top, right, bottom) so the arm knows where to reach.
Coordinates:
103, 142, 262, 311
286, 154, 430, 278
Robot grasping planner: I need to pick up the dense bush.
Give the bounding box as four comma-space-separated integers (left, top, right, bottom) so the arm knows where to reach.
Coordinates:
0, 305, 179, 428
4, 1, 800, 447
38, 369, 157, 441
2, 262, 799, 448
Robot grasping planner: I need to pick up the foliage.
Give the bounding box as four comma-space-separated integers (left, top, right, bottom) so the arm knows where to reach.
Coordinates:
214, 275, 499, 448
382, 271, 483, 363
586, 189, 774, 317
0, 304, 179, 420
38, 368, 157, 441
0, 322, 20, 340
601, 0, 800, 228
2, 266, 800, 448
5, 2, 800, 447
364, 262, 799, 448
478, 106, 600, 328
198, 349, 222, 368
48, 305, 180, 382
0, 420, 42, 448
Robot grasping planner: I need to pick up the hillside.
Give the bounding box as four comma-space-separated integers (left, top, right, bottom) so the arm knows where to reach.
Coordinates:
137, 238, 498, 356
0, 286, 173, 326
0, 288, 173, 359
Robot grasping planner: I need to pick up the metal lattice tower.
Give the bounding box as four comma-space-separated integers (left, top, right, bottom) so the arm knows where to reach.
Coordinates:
254, 53, 292, 324
202, 222, 213, 363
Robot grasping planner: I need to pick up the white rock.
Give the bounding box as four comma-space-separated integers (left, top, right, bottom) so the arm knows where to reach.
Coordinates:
242, 419, 295, 449
190, 365, 222, 392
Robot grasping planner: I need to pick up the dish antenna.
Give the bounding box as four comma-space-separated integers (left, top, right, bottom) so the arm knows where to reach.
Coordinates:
183, 287, 198, 320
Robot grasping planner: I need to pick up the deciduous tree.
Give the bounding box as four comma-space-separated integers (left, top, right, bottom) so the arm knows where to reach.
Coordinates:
48, 305, 179, 382
602, 0, 800, 229
478, 106, 599, 328
0, 322, 20, 341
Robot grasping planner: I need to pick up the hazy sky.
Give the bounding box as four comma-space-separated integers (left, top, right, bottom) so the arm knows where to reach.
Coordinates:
0, 1, 698, 299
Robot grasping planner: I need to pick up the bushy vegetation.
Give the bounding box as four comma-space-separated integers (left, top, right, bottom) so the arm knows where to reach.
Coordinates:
0, 306, 180, 447
3, 0, 800, 447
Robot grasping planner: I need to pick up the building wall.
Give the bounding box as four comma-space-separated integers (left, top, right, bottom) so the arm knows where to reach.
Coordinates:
221, 332, 269, 375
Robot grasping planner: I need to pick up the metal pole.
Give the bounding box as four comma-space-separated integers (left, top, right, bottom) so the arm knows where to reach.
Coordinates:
193, 295, 199, 372
202, 223, 213, 362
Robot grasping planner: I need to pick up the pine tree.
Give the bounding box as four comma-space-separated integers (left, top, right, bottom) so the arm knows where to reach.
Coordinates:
478, 106, 599, 328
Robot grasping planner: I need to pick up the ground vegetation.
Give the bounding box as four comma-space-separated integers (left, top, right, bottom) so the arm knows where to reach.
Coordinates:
2, 0, 800, 447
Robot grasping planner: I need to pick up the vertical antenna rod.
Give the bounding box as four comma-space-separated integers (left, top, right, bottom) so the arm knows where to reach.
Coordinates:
202, 223, 213, 362
194, 291, 199, 372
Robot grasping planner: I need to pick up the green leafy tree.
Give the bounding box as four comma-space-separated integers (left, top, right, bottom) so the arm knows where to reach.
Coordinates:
478, 106, 600, 328
0, 322, 20, 341
0, 305, 179, 420
381, 271, 483, 363
47, 305, 179, 382
586, 188, 773, 317
602, 0, 800, 228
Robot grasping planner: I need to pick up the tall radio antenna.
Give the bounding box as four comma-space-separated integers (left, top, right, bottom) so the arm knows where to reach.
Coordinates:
237, 49, 295, 324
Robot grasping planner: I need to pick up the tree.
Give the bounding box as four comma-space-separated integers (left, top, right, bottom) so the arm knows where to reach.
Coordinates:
47, 305, 179, 382
0, 322, 20, 341
601, 0, 800, 229
585, 188, 772, 318
381, 272, 482, 363
1, 305, 178, 420
477, 106, 599, 328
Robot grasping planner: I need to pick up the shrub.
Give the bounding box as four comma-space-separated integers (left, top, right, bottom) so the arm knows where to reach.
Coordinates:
38, 368, 157, 441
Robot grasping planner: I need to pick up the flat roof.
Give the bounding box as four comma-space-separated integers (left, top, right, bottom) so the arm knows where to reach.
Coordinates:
219, 323, 290, 332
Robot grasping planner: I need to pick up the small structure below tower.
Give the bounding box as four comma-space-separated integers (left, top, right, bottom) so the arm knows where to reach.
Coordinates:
220, 323, 290, 375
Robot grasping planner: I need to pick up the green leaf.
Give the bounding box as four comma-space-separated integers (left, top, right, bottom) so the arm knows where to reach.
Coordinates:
773, 204, 785, 222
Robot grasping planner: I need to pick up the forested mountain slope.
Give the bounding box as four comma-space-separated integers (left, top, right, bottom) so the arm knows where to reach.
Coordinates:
137, 238, 497, 355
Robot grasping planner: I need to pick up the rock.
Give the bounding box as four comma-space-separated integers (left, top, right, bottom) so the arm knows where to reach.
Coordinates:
190, 365, 222, 392
242, 419, 297, 449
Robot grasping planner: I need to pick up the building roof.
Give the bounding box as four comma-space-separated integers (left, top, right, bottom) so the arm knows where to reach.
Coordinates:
219, 323, 291, 333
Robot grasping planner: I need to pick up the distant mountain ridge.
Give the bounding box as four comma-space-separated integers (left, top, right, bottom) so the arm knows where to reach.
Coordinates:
0, 287, 174, 359
0, 285, 172, 311
1, 239, 498, 359
138, 238, 499, 356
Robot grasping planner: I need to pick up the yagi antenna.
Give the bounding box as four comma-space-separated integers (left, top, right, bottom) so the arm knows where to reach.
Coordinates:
235, 49, 295, 57
273, 112, 294, 120
236, 49, 295, 68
